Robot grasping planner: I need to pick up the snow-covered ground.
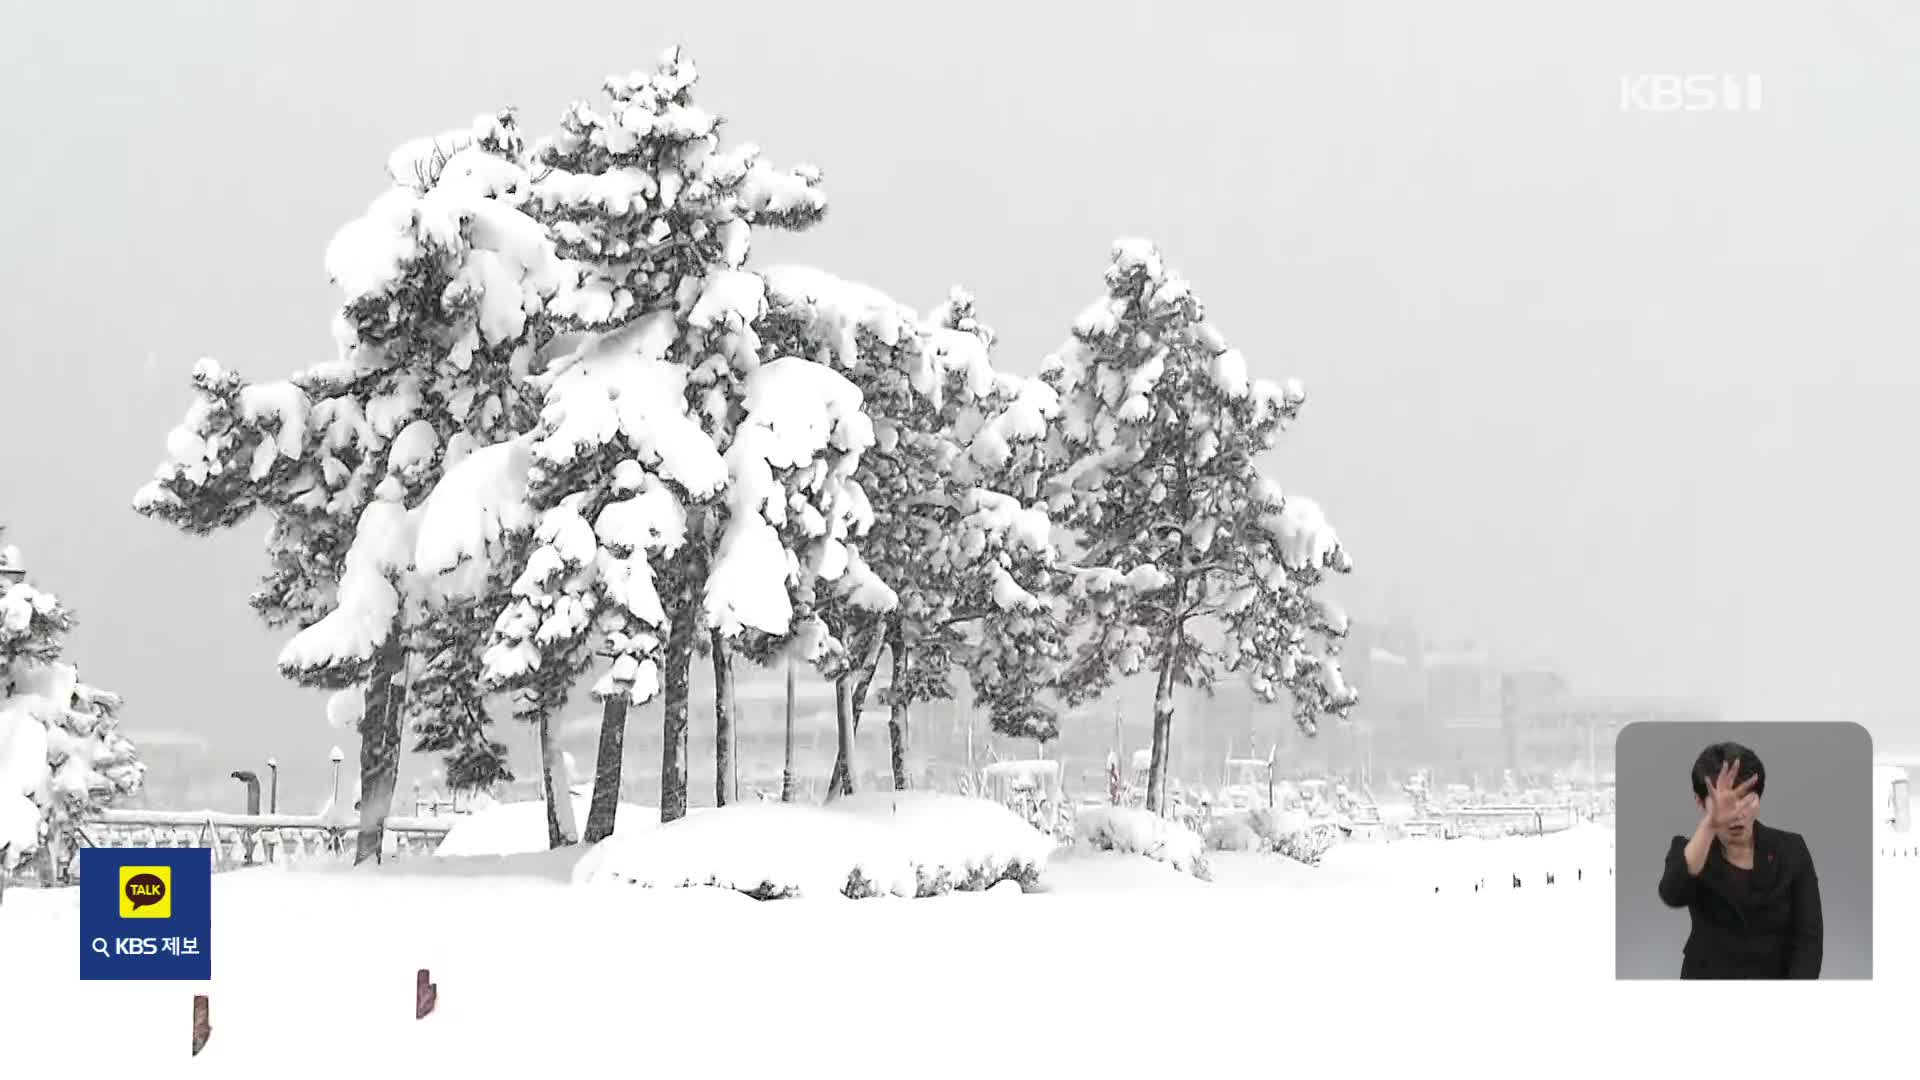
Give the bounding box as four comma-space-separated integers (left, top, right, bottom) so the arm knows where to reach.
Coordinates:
2, 826, 1910, 1077
432, 795, 659, 858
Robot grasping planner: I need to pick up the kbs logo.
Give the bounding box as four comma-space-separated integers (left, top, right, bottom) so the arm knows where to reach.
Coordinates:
119, 865, 171, 919
1620, 74, 1762, 112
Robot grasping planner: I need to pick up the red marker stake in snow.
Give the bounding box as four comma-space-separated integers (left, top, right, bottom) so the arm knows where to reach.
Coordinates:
416, 968, 437, 1020
192, 995, 210, 1056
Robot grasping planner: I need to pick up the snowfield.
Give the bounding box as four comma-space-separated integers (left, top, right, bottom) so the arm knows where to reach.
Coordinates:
574, 794, 1055, 897
432, 797, 667, 858
1, 826, 1908, 1077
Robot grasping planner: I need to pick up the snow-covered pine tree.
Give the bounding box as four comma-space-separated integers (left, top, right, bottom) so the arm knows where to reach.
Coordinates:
0, 532, 143, 883
497, 49, 868, 831
754, 267, 915, 796
276, 110, 563, 860
923, 291, 1074, 759
141, 365, 411, 860
139, 111, 561, 861
1044, 239, 1355, 815
409, 435, 585, 848
759, 275, 1070, 793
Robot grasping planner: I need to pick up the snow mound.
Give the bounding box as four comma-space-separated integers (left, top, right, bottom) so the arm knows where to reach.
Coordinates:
573, 803, 914, 899
827, 792, 1057, 893
1074, 806, 1211, 880
434, 798, 657, 858
575, 796, 1059, 899
0, 792, 38, 867
1204, 815, 1261, 852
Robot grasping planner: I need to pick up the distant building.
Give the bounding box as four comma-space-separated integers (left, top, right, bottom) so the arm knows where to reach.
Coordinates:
1423, 647, 1505, 782
1501, 667, 1572, 775
1333, 620, 1428, 781
1505, 696, 1718, 783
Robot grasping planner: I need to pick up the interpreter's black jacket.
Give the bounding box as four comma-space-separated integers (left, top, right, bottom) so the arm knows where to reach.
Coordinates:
1657, 820, 1822, 979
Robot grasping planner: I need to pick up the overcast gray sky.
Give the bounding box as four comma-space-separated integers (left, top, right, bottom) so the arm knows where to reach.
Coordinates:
4, 1, 1918, 800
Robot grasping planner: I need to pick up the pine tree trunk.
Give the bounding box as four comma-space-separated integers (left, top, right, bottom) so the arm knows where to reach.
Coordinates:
661, 600, 695, 823
826, 628, 888, 798
1146, 642, 1178, 817
537, 710, 577, 848
887, 712, 908, 792
354, 634, 406, 865
583, 692, 628, 843
827, 676, 856, 801
887, 624, 909, 792
712, 630, 736, 807
780, 657, 797, 803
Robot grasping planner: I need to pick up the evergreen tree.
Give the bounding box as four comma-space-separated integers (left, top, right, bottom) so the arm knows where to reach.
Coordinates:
923, 290, 1075, 755
279, 110, 562, 859
1043, 239, 1356, 814
759, 274, 1071, 793
753, 266, 915, 796
0, 532, 143, 881
138, 111, 560, 860
492, 49, 872, 834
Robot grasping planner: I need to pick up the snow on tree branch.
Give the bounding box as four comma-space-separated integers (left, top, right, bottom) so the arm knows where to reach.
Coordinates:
278, 478, 420, 687
531, 314, 727, 497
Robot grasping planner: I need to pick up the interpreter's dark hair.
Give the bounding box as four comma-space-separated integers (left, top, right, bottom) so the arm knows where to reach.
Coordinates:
1690, 742, 1765, 801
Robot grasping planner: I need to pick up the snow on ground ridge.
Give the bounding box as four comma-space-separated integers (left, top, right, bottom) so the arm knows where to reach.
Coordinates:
574, 795, 1056, 898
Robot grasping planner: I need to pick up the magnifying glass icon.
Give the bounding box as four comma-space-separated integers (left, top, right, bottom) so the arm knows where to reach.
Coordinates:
90, 937, 110, 958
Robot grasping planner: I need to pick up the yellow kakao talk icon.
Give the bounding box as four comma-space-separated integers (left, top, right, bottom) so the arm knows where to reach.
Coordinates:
119, 865, 171, 919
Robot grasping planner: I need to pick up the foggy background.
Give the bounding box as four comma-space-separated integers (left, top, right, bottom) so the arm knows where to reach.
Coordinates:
3, 1, 1917, 805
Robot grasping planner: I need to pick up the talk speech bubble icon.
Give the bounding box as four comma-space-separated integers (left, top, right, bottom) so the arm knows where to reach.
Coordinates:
119, 866, 171, 919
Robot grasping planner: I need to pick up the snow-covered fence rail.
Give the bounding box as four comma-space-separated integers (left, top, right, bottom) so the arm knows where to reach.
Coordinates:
80, 809, 454, 870
1440, 804, 1581, 837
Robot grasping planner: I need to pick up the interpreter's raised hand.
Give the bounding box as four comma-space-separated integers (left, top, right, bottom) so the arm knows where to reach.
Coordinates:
1703, 758, 1759, 829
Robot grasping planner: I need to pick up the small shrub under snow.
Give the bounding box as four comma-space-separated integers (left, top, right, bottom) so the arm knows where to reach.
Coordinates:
1204, 815, 1261, 853
1074, 806, 1211, 880
1234, 807, 1338, 867
829, 792, 1057, 895
574, 796, 1058, 900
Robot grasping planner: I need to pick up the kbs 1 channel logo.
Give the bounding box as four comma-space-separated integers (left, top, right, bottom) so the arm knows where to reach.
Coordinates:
79, 848, 212, 981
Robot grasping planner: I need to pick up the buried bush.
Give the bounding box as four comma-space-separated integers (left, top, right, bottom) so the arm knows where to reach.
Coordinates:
1204, 815, 1262, 853
913, 858, 1045, 897
1075, 806, 1212, 881
1246, 808, 1336, 867
842, 868, 883, 900
1271, 828, 1336, 867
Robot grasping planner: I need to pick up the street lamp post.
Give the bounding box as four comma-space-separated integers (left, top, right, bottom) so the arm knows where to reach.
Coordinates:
229, 771, 262, 866
328, 746, 346, 855
266, 758, 279, 815
229, 771, 262, 815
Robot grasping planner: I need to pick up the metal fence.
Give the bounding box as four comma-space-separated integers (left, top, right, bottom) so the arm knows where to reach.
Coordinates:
4, 810, 455, 888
